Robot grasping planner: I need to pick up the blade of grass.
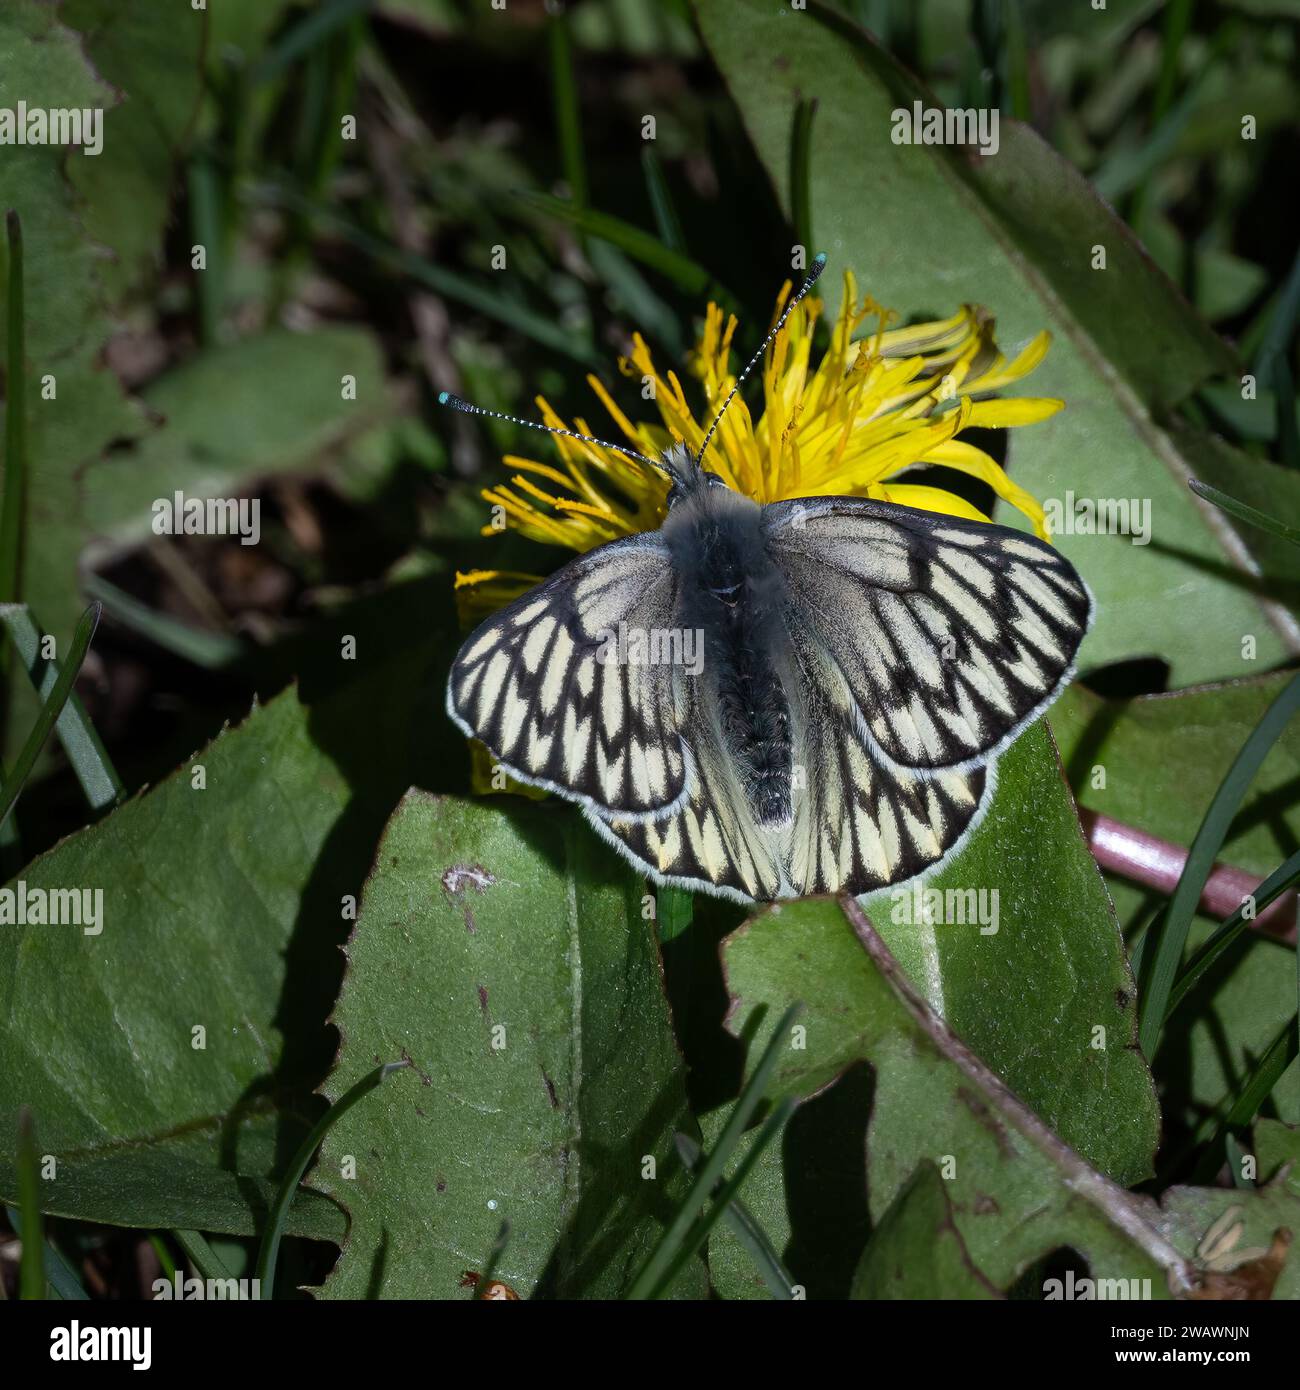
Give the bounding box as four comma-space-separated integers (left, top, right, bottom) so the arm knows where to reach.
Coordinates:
187, 151, 224, 346
1138, 671, 1300, 1059
587, 240, 684, 357
1191, 1011, 1298, 1184
1225, 1134, 1253, 1191
250, 0, 372, 85
249, 184, 600, 365
0, 603, 122, 810
1273, 356, 1299, 470
641, 148, 685, 255
172, 1228, 237, 1284
1253, 245, 1300, 384
81, 573, 246, 671
475, 1220, 511, 1297
148, 1233, 177, 1282
1003, 0, 1031, 121
1188, 478, 1300, 548
648, 1099, 795, 1299
675, 1130, 796, 1299
1095, 17, 1232, 208
1166, 847, 1300, 1022
0, 604, 102, 831
625, 1002, 803, 1299
255, 1060, 408, 1298
516, 190, 730, 304
790, 97, 817, 258
16, 1108, 43, 1299
5, 1204, 87, 1300
548, 10, 586, 212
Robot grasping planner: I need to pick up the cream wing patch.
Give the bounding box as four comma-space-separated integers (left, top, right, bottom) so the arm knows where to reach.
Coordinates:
765, 496, 1092, 772
447, 535, 689, 816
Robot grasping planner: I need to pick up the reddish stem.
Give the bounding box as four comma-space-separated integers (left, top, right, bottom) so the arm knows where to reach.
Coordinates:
1079, 809, 1297, 946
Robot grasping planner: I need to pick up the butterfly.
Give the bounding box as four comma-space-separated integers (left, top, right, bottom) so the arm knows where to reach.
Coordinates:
442, 256, 1093, 903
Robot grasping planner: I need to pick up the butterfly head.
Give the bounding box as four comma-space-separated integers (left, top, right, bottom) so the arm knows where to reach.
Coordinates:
658, 442, 734, 509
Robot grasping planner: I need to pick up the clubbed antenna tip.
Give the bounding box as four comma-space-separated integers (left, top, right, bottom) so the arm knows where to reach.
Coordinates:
808, 252, 827, 282
437, 390, 474, 413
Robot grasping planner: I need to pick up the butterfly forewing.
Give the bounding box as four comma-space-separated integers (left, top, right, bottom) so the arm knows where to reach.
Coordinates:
446, 535, 691, 818
763, 497, 1093, 774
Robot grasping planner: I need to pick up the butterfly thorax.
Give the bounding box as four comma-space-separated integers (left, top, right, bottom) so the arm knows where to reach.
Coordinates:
663, 484, 794, 828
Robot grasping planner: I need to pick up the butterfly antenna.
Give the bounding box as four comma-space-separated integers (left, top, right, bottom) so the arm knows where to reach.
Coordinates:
438, 391, 668, 475
695, 252, 827, 469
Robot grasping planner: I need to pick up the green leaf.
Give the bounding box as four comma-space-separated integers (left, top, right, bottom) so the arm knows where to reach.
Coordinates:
705, 722, 1159, 1297
1254, 1119, 1300, 1192
60, 0, 206, 305
721, 895, 1191, 1296
692, 0, 1295, 685
850, 1161, 1001, 1300
866, 724, 1159, 1184
0, 677, 430, 1239
1, 211, 27, 613
312, 793, 706, 1300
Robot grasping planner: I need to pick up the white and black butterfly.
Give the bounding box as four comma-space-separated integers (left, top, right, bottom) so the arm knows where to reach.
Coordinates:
443, 257, 1093, 903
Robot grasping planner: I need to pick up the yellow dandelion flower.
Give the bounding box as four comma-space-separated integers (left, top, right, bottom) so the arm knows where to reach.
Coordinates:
463, 267, 1061, 590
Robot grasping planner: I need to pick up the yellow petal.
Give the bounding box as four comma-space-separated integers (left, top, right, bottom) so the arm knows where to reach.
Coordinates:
964, 397, 1063, 428
878, 484, 992, 525
921, 439, 1050, 539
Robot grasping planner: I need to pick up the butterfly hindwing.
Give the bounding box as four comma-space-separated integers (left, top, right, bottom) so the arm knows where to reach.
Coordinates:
785, 674, 992, 895
594, 651, 991, 902
763, 496, 1093, 773
446, 535, 690, 817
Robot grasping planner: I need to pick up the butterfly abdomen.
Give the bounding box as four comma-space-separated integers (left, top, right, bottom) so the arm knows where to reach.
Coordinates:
668, 492, 795, 828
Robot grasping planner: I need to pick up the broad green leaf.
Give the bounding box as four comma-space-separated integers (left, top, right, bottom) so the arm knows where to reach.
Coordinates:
312, 793, 706, 1300
61, 0, 206, 305
707, 722, 1158, 1297
0, 649, 437, 1237
866, 724, 1159, 1186
1051, 677, 1300, 1134
722, 896, 1189, 1296
1254, 1120, 1300, 1192
850, 1161, 1000, 1300
1169, 422, 1300, 595
692, 0, 1295, 684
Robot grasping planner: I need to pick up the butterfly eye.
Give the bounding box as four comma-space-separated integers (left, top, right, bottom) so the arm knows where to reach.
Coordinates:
703, 471, 729, 490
